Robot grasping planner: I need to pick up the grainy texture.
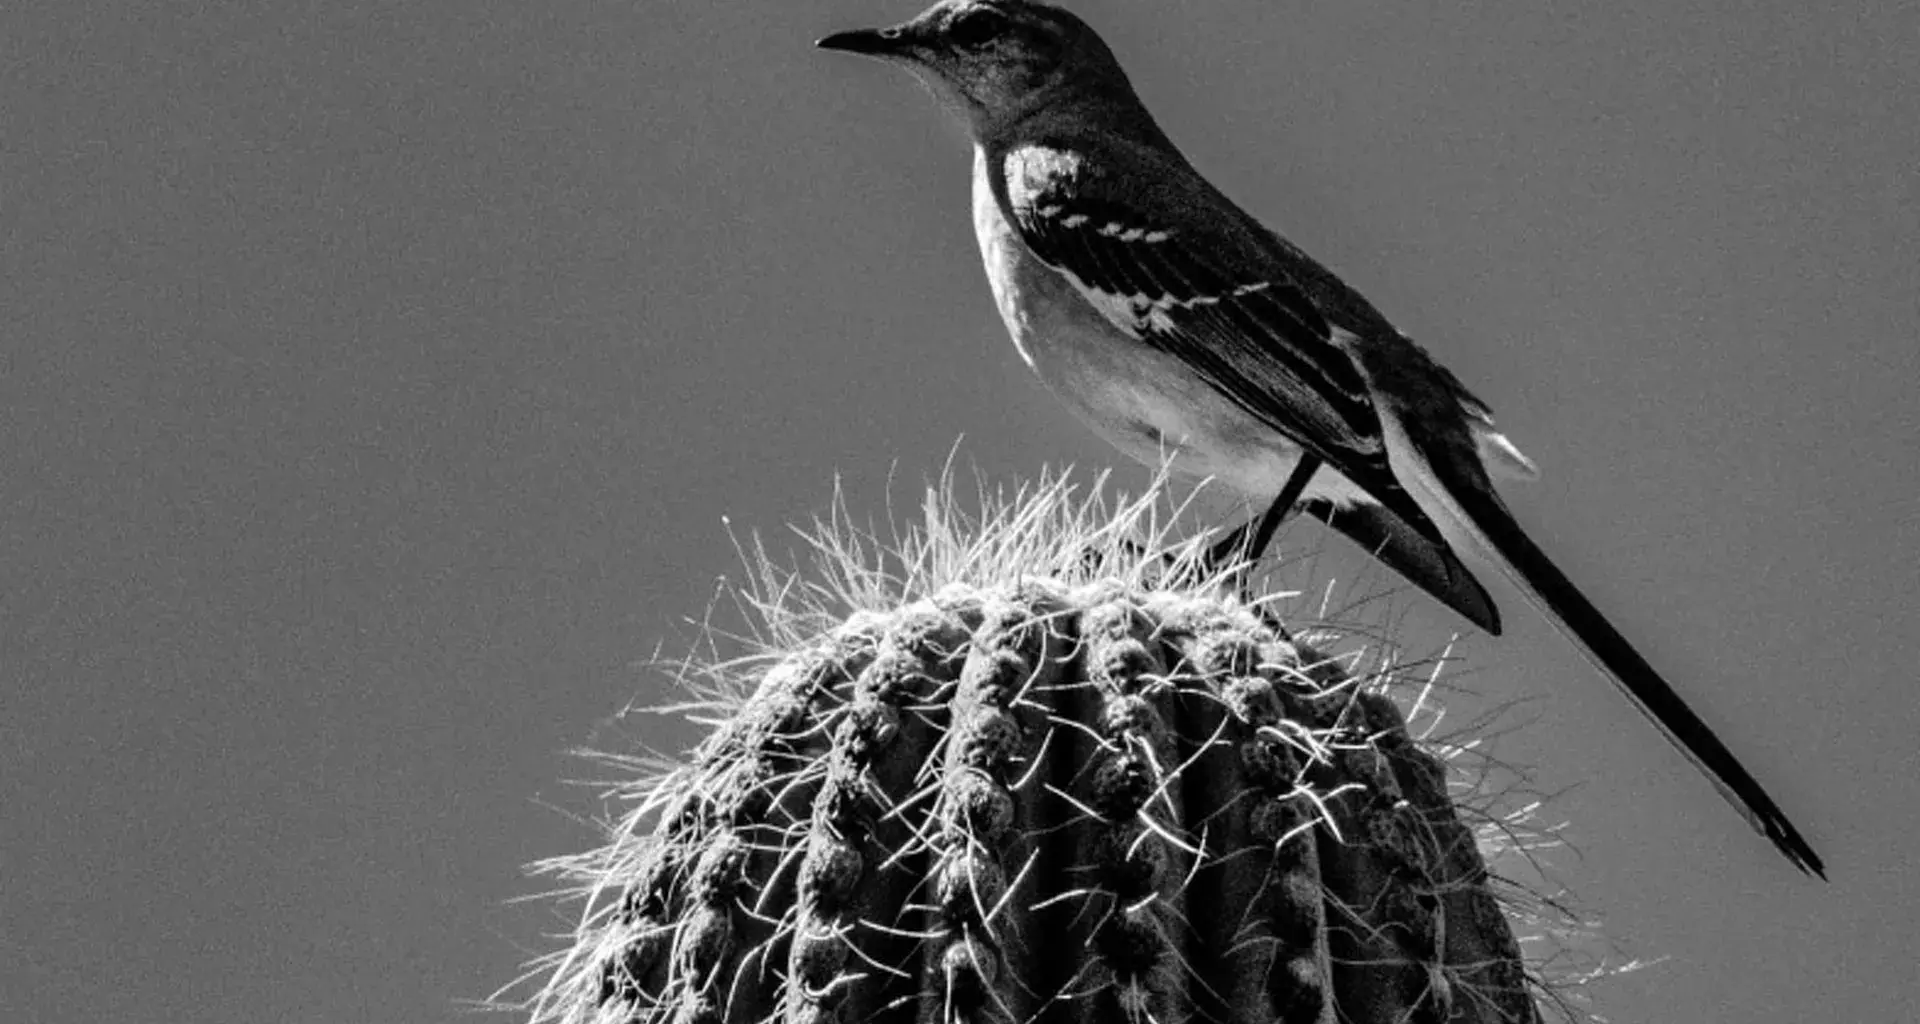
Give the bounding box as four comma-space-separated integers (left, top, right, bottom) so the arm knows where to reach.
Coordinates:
535, 580, 1541, 1024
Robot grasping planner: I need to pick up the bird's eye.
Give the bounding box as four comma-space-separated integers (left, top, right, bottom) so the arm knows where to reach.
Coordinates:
948, 8, 1010, 48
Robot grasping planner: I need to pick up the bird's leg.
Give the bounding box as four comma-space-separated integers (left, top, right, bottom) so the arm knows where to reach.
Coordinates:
1081, 456, 1320, 591
1201, 455, 1321, 630
1204, 454, 1322, 575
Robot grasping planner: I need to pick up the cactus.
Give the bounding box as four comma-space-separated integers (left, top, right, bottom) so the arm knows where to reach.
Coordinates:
511, 469, 1573, 1024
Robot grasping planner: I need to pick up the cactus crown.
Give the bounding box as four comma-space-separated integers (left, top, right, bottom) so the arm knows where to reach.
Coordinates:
500, 464, 1608, 1024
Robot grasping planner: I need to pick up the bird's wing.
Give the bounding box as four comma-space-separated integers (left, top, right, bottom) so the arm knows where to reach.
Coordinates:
995, 141, 1500, 631
1000, 144, 1395, 497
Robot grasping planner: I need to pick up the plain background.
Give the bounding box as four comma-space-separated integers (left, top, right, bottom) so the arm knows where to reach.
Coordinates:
4, 1, 1918, 1020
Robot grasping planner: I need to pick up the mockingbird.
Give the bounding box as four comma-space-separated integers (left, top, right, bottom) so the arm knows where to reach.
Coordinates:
818, 0, 1822, 876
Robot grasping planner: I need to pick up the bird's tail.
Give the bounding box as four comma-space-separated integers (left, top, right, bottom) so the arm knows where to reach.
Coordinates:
1381, 414, 1826, 877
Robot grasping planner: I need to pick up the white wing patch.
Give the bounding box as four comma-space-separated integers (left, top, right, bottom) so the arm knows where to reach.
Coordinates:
1065, 273, 1272, 337
1000, 142, 1247, 334
1094, 222, 1174, 244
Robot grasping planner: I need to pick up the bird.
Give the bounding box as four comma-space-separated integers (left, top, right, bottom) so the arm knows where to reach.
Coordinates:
816, 0, 1823, 877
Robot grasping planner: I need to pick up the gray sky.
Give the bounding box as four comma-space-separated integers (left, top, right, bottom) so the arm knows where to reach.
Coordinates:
4, 1, 1917, 1021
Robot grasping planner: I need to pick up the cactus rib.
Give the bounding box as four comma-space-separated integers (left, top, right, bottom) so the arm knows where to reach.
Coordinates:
526, 573, 1543, 1024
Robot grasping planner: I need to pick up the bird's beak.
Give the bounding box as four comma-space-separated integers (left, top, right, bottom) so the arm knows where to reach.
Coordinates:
816, 25, 917, 59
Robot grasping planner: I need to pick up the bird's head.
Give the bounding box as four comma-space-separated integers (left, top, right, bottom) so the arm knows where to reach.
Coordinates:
817, 1, 1136, 139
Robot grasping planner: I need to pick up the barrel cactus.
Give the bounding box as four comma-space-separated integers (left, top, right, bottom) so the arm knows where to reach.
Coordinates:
513, 470, 1577, 1024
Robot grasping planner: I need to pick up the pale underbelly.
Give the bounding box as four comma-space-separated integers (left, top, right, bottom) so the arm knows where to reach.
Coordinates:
1034, 324, 1370, 504
993, 271, 1372, 506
